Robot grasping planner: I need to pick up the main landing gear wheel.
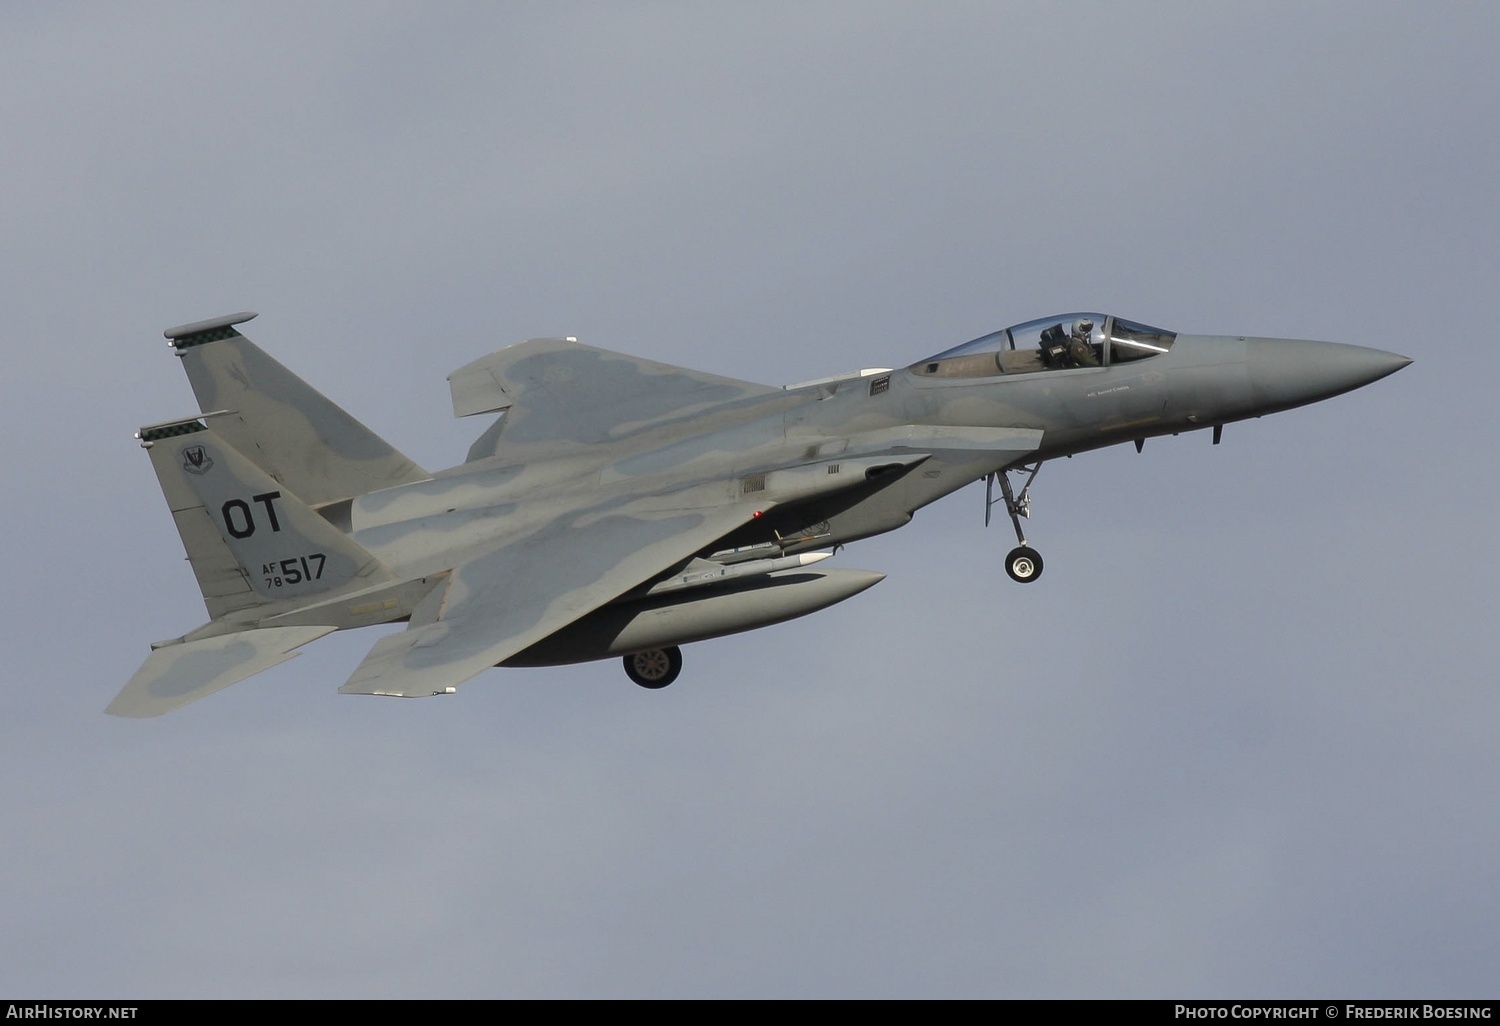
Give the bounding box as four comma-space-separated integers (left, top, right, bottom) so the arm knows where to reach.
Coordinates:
1005, 546, 1043, 583
624, 646, 683, 689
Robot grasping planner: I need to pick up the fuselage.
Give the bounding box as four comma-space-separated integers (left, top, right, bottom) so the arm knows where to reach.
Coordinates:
339, 318, 1408, 580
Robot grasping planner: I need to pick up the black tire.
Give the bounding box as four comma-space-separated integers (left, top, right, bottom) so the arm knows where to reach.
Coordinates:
623, 646, 683, 689
1005, 546, 1043, 583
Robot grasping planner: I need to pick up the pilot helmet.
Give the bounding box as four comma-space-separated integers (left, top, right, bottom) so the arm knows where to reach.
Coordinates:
1074, 318, 1094, 336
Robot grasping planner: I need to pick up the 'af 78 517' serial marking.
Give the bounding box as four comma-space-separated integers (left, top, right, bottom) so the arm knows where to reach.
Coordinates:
261, 554, 326, 588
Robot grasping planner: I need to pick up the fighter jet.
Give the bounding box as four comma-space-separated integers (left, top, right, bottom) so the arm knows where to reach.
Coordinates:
109, 311, 1409, 717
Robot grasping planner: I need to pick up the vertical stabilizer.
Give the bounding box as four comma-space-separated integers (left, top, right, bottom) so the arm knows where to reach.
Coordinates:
165, 313, 429, 505
138, 418, 396, 618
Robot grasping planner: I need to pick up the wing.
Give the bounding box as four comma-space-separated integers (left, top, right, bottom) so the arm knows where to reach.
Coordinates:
339, 498, 761, 698
449, 337, 781, 460
108, 625, 336, 718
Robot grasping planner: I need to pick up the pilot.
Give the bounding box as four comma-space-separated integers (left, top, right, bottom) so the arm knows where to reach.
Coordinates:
1069, 318, 1100, 367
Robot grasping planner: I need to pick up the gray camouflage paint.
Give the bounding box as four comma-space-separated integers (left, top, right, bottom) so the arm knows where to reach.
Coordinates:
177, 326, 429, 505
111, 317, 1408, 715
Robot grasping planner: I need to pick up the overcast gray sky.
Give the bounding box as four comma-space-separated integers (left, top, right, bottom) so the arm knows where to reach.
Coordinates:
2, 1, 1495, 998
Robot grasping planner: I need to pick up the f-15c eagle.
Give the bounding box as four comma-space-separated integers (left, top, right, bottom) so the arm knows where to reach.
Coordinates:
110, 311, 1408, 717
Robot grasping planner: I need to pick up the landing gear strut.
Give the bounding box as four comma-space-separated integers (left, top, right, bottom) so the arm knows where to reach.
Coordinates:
986, 462, 1045, 584
624, 646, 683, 688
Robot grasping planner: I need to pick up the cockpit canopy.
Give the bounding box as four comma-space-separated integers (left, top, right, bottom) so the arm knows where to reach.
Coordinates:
911, 313, 1176, 378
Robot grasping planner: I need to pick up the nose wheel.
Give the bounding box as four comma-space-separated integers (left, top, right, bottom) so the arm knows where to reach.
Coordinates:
987, 463, 1045, 584
1005, 546, 1043, 583
624, 646, 683, 688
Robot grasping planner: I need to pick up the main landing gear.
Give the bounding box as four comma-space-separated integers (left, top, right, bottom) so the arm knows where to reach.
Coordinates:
623, 646, 683, 688
986, 462, 1045, 584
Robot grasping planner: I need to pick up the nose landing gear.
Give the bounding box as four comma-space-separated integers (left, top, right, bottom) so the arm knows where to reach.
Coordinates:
986, 463, 1045, 584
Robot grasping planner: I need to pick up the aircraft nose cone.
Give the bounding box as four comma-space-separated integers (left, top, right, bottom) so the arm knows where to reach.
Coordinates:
1247, 337, 1411, 412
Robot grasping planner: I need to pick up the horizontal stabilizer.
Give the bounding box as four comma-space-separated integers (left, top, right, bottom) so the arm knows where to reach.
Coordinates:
107, 626, 336, 718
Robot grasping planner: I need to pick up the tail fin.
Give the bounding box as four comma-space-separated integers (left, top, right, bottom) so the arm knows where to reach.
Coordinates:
165, 312, 429, 506
138, 418, 397, 618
